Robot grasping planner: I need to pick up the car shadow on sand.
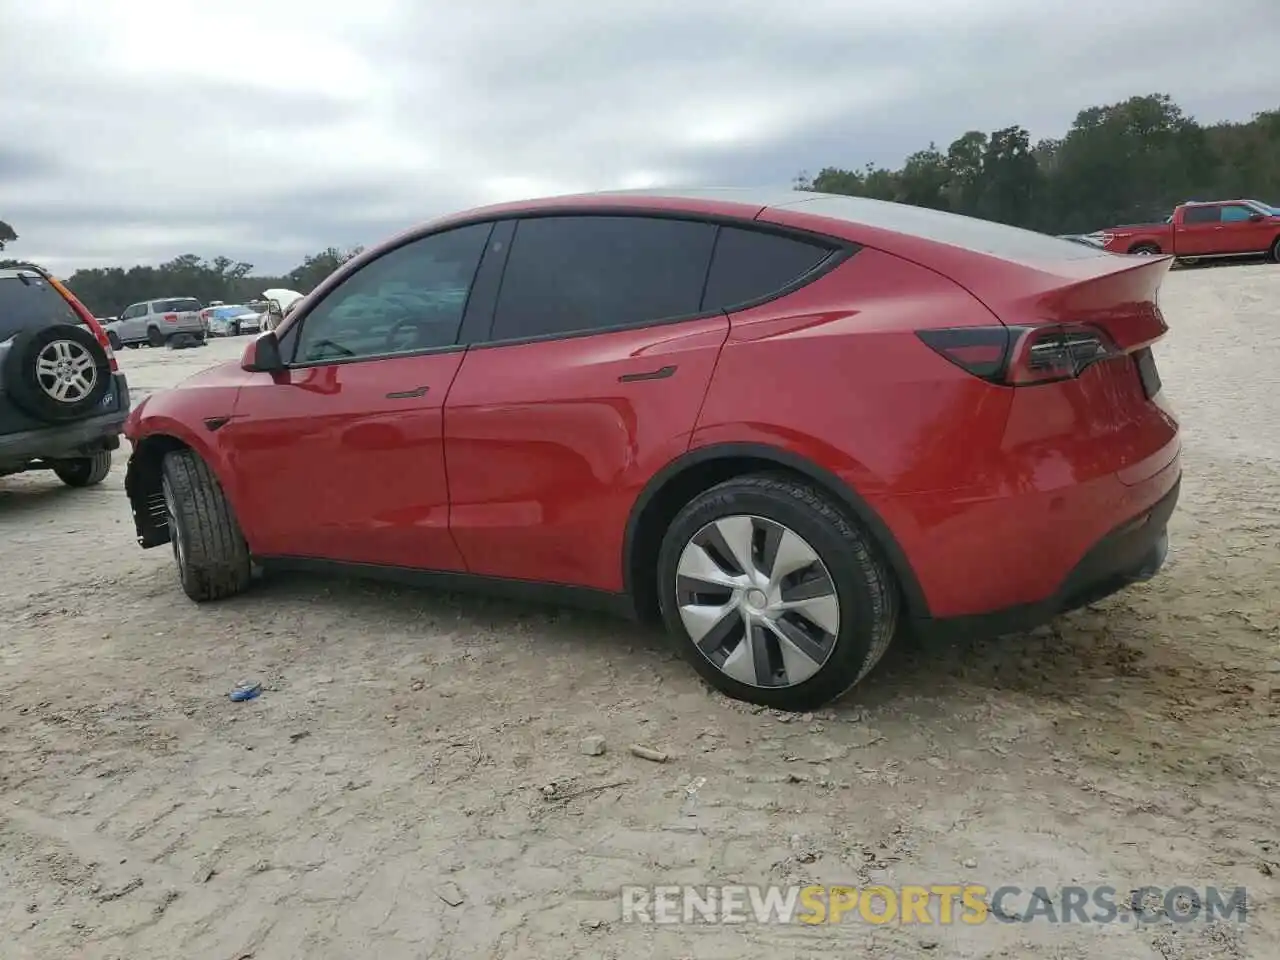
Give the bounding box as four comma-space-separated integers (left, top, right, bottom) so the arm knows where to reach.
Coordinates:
0, 477, 95, 517
246, 569, 1169, 712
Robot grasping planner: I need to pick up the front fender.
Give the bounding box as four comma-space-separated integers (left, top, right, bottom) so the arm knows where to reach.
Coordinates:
124, 399, 245, 549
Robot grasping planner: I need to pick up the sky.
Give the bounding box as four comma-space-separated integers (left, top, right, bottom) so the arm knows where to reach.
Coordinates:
2, 0, 1278, 275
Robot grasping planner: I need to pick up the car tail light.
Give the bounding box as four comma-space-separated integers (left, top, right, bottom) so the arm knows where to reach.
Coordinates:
46, 275, 120, 372
917, 323, 1120, 387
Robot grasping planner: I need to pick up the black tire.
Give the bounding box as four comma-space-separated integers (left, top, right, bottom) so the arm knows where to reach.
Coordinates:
1270, 236, 1280, 264
657, 474, 898, 711
0, 323, 112, 423
106, 330, 122, 351
161, 449, 252, 601
147, 326, 166, 347
52, 451, 112, 487
1129, 243, 1161, 255
229, 322, 239, 337
125, 342, 141, 349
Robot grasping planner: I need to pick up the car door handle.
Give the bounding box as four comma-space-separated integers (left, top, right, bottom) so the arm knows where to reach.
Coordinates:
618, 365, 677, 383
385, 385, 430, 399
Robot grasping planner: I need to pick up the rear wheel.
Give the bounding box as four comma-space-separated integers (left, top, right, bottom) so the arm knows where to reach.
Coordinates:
229, 322, 240, 336
1270, 236, 1280, 263
161, 449, 252, 601
106, 331, 122, 351
147, 326, 166, 347
52, 451, 112, 487
657, 474, 898, 711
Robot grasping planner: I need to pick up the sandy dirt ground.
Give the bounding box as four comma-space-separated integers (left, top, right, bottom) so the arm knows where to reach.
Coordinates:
2, 263, 1278, 959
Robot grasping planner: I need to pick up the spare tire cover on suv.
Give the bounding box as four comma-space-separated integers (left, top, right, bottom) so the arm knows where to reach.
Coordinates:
1, 323, 112, 422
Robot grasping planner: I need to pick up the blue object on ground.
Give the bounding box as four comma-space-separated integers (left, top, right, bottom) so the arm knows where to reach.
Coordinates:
230, 681, 262, 702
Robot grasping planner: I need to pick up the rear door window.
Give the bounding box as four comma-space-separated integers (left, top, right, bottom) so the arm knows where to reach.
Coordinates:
1182, 206, 1221, 224
490, 215, 717, 341
0, 271, 79, 341
702, 227, 835, 311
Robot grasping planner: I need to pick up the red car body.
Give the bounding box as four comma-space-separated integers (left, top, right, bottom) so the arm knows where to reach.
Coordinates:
125, 188, 1179, 665
1096, 199, 1280, 261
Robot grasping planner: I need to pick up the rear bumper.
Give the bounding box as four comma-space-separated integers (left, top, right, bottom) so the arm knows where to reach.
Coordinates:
910, 473, 1179, 642
0, 374, 131, 466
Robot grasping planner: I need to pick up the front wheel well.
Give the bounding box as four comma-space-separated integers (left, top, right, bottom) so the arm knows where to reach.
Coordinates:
124, 434, 191, 547
624, 449, 925, 626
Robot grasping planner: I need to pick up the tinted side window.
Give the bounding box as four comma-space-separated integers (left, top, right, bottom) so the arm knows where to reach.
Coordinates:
293, 222, 492, 364
1220, 205, 1256, 223
702, 227, 834, 311
1182, 206, 1220, 224
491, 216, 716, 341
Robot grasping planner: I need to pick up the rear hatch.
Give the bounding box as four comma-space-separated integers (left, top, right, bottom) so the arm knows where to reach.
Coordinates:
1, 268, 122, 434
0, 267, 83, 343
154, 297, 205, 332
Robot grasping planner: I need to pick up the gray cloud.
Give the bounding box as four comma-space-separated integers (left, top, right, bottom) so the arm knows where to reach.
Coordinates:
1, 0, 1277, 275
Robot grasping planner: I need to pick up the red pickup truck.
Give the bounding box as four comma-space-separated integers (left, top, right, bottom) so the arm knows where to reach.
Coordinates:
1095, 199, 1280, 263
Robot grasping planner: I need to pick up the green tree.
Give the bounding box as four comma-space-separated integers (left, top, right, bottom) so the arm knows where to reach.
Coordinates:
0, 219, 16, 251
798, 92, 1280, 234
286, 246, 364, 293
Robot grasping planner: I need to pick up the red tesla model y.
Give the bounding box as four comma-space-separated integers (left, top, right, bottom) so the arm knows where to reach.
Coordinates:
123, 189, 1180, 710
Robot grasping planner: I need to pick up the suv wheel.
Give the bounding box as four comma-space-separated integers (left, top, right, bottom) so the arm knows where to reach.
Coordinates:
106, 330, 122, 351
52, 450, 112, 487
161, 449, 252, 601
147, 326, 166, 347
1271, 235, 1280, 264
0, 323, 112, 422
657, 475, 898, 711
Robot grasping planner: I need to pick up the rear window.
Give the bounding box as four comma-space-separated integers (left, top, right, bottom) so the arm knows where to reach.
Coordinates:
779, 194, 1105, 263
152, 298, 202, 313
702, 227, 835, 311
0, 271, 80, 341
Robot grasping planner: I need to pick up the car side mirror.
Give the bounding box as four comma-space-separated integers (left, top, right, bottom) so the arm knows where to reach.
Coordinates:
242, 331, 284, 372
1248, 213, 1265, 222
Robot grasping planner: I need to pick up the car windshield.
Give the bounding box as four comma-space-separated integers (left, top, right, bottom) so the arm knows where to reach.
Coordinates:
212, 305, 253, 317
153, 298, 201, 313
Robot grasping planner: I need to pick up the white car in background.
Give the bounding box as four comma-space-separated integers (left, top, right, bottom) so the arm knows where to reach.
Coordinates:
261, 288, 304, 330
204, 304, 264, 337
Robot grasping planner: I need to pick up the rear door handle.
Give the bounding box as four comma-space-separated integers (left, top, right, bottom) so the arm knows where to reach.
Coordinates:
618, 365, 677, 383
385, 385, 430, 399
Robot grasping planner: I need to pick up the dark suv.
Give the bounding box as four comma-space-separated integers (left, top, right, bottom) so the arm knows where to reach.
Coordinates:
0, 264, 131, 487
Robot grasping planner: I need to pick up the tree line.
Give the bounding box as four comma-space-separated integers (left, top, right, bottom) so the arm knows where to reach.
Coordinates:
3, 92, 1278, 316
797, 93, 1280, 234
0, 241, 363, 318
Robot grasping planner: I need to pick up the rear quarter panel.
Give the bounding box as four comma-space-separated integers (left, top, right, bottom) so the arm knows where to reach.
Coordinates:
692, 246, 1014, 498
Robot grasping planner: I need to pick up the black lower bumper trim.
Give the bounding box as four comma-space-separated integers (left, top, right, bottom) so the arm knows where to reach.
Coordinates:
910, 475, 1180, 642
0, 374, 130, 466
